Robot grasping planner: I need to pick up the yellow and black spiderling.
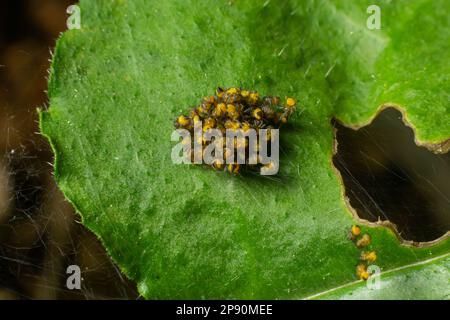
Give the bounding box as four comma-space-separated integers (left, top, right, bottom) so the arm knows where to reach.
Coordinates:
348, 224, 361, 241
356, 263, 370, 280
360, 251, 377, 263
356, 233, 372, 248
174, 87, 297, 174
348, 225, 378, 281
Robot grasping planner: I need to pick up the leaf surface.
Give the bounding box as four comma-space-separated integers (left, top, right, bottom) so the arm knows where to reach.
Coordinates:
40, 0, 450, 299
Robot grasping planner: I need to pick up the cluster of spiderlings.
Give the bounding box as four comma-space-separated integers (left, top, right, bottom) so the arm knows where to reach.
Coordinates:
174, 87, 296, 174
349, 225, 377, 280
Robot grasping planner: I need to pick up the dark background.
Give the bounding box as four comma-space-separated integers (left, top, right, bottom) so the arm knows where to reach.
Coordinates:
0, 0, 138, 299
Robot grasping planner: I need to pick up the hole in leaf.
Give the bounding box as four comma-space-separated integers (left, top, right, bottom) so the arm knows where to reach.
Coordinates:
332, 107, 450, 243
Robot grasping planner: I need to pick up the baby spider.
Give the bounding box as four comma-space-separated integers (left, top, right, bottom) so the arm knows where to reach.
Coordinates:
174, 87, 298, 175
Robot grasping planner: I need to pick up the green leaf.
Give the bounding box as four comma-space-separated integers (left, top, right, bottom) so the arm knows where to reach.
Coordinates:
40, 0, 450, 299
312, 253, 450, 300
